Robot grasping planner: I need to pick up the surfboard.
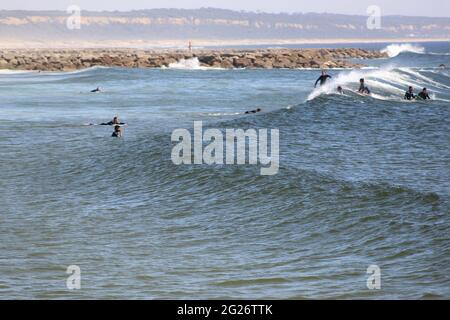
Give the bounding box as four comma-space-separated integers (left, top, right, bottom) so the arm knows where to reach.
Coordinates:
84, 123, 127, 126
355, 91, 371, 97
101, 123, 127, 126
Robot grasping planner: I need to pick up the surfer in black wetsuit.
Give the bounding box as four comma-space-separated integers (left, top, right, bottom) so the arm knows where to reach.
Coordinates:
358, 78, 371, 95
358, 79, 364, 92
404, 86, 416, 100
101, 116, 125, 126
245, 108, 262, 114
112, 125, 123, 138
91, 87, 101, 93
314, 71, 332, 88
358, 78, 366, 93
417, 88, 431, 100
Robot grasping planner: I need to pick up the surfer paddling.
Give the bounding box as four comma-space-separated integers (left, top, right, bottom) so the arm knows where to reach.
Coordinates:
404, 86, 431, 100
418, 88, 431, 100
91, 87, 102, 93
245, 108, 262, 114
404, 86, 416, 100
101, 116, 125, 126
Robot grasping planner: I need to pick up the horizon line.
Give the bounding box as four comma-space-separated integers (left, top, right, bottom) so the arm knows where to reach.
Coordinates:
0, 7, 450, 19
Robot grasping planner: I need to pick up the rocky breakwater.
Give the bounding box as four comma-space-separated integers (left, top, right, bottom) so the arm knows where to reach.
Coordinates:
0, 48, 387, 71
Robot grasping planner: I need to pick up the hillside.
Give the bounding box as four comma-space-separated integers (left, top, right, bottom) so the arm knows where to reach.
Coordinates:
0, 8, 449, 46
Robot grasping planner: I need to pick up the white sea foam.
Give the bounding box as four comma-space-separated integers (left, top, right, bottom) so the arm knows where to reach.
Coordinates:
206, 112, 241, 116
0, 69, 37, 75
398, 67, 450, 90
168, 57, 223, 70
381, 43, 425, 58
429, 52, 450, 56
307, 66, 399, 101
307, 66, 449, 102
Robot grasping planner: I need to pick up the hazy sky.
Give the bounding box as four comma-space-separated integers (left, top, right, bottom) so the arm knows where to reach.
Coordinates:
1, 0, 449, 17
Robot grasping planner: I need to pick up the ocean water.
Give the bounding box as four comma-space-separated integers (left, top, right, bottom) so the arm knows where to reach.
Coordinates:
0, 42, 449, 299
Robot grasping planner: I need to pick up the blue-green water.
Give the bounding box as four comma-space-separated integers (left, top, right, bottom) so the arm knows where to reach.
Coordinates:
0, 43, 449, 299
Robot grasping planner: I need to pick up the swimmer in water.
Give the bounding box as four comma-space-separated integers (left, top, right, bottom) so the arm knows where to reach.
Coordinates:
112, 125, 123, 138
245, 108, 262, 114
91, 87, 101, 93
417, 88, 431, 100
337, 86, 343, 94
101, 116, 124, 126
404, 86, 416, 100
314, 71, 332, 88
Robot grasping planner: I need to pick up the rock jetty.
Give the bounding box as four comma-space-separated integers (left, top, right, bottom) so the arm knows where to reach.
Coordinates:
0, 48, 387, 71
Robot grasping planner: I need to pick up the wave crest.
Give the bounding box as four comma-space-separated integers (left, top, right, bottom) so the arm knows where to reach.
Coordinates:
381, 43, 425, 58
306, 66, 450, 102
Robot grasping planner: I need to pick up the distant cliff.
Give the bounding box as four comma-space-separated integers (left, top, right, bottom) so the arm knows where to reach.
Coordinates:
1, 8, 449, 42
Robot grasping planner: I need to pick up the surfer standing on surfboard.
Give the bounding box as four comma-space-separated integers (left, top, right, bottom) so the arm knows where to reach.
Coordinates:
314, 71, 332, 88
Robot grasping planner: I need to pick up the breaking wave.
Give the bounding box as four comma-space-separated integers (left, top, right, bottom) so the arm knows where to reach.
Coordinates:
307, 66, 450, 102
167, 57, 223, 70
381, 43, 426, 58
